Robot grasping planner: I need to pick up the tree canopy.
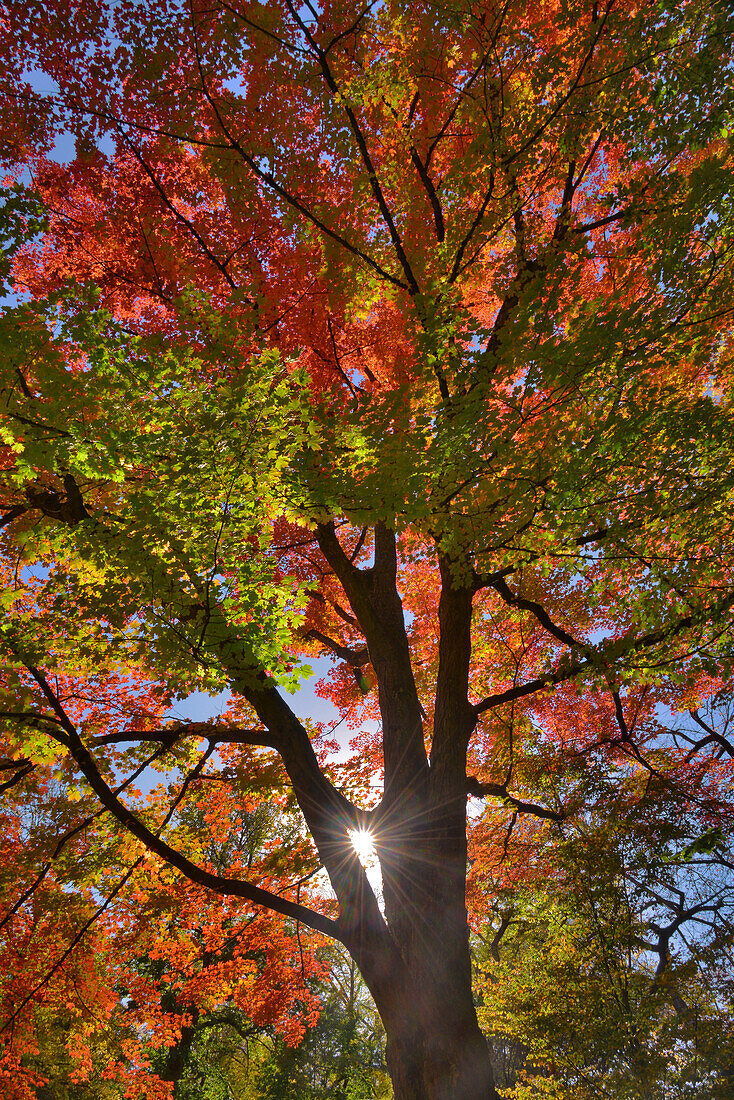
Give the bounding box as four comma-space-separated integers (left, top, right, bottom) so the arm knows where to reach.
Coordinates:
1, 1, 734, 1097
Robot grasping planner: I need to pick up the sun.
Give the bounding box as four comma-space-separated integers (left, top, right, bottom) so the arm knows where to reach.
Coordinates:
349, 828, 376, 864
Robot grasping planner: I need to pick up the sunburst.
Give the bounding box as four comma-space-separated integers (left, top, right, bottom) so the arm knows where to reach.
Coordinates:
349, 828, 376, 865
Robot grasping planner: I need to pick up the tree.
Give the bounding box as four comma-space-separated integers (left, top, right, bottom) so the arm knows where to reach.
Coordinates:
248, 947, 390, 1100
1, 1, 734, 1096
472, 745, 734, 1097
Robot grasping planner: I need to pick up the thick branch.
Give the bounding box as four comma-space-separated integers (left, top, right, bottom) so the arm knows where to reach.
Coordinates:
488, 575, 581, 648
466, 776, 566, 821
409, 147, 445, 242
23, 664, 342, 940
686, 709, 734, 758
316, 522, 428, 796
0, 760, 34, 794
88, 725, 278, 749
301, 629, 369, 668
307, 588, 360, 628
0, 504, 27, 529
430, 557, 476, 833
474, 592, 734, 715
489, 908, 514, 963
316, 521, 430, 950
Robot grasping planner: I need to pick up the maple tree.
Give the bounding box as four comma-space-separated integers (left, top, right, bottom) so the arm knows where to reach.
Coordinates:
1, 0, 734, 1096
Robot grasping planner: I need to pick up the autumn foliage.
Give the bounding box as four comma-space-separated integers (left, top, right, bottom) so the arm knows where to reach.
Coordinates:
0, 1, 734, 1097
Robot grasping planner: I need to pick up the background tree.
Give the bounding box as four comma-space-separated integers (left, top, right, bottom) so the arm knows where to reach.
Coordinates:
472, 726, 734, 1097
1, 1, 734, 1097
247, 947, 390, 1100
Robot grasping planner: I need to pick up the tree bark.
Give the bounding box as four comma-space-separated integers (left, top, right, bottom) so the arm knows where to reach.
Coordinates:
386, 1029, 498, 1100
378, 972, 498, 1100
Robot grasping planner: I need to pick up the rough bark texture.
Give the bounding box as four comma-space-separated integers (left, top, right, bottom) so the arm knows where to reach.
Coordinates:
386, 1026, 498, 1100
347, 922, 498, 1100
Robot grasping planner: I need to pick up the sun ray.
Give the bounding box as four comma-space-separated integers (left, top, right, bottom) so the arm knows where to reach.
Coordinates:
349, 828, 376, 865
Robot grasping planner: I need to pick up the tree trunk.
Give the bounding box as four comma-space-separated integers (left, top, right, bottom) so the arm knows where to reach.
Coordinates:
315, 526, 497, 1096
386, 1032, 497, 1100
381, 984, 498, 1100
160, 1021, 195, 1097
349, 906, 499, 1100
